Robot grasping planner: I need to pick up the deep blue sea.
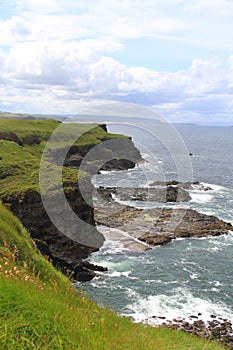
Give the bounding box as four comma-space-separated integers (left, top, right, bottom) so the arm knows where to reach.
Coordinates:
77, 123, 233, 325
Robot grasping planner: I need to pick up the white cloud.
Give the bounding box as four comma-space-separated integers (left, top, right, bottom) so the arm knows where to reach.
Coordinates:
0, 0, 232, 121
0, 35, 232, 121
10, 0, 232, 48
15, 0, 61, 14
0, 16, 31, 45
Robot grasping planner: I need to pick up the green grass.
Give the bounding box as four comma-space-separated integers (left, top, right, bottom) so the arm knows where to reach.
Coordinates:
0, 119, 128, 147
0, 203, 227, 350
0, 119, 127, 199
0, 119, 228, 349
0, 139, 85, 198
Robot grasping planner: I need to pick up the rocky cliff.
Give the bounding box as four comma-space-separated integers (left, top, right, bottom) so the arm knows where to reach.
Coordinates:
0, 119, 142, 281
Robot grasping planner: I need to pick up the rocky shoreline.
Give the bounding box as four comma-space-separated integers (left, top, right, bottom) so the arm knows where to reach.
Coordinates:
2, 121, 232, 347
146, 314, 233, 349
94, 181, 233, 348
1, 125, 142, 281
95, 184, 232, 248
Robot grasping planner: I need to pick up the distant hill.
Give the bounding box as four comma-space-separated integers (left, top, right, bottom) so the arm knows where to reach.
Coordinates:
0, 111, 68, 121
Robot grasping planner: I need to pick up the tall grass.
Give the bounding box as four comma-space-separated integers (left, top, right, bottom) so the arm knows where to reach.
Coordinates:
0, 203, 227, 349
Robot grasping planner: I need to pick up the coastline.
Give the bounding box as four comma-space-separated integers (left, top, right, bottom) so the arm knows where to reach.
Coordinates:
0, 119, 142, 281
1, 118, 232, 348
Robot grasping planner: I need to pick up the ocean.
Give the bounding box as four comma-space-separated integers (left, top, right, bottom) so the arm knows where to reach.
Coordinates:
76, 122, 233, 326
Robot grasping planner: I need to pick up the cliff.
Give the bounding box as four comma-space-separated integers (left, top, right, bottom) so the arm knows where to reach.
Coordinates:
0, 119, 142, 280
0, 202, 225, 349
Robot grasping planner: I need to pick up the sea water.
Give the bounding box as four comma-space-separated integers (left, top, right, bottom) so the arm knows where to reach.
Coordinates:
77, 123, 233, 325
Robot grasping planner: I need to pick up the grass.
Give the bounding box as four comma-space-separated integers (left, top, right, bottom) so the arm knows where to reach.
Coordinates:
0, 119, 128, 147
0, 203, 227, 350
0, 119, 127, 199
0, 118, 228, 349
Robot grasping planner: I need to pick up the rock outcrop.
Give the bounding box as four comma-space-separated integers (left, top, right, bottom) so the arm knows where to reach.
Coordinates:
138, 208, 232, 246
1, 123, 142, 281
97, 185, 191, 203
148, 314, 233, 349
94, 195, 232, 247
3, 188, 104, 281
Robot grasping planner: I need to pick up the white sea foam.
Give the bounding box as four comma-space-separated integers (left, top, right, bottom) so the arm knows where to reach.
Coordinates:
190, 192, 213, 203
124, 287, 233, 326
107, 270, 131, 278
200, 182, 225, 192
189, 182, 229, 205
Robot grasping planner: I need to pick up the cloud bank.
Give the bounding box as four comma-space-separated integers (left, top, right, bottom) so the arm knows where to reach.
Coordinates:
0, 0, 233, 122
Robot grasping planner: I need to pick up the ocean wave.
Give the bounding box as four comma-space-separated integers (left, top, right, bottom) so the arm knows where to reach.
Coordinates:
107, 270, 132, 278
124, 287, 233, 326
190, 192, 213, 203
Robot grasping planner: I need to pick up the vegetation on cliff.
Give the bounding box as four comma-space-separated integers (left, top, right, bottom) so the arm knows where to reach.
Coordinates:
0, 118, 227, 349
0, 203, 226, 349
0, 119, 133, 281
0, 119, 128, 198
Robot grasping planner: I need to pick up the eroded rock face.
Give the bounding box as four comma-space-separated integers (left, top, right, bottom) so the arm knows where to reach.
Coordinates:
63, 137, 142, 171
1, 130, 143, 281
3, 188, 103, 281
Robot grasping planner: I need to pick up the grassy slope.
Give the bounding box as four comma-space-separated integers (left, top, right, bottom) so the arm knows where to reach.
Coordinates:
0, 203, 226, 350
0, 119, 227, 349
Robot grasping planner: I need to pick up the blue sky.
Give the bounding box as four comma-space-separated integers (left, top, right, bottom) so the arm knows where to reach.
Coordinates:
0, 0, 233, 122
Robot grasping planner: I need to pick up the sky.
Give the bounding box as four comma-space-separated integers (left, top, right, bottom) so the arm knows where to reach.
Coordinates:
0, 0, 233, 123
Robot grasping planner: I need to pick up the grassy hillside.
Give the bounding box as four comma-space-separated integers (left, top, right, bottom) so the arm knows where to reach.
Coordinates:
0, 203, 227, 350
0, 119, 127, 199
0, 119, 228, 349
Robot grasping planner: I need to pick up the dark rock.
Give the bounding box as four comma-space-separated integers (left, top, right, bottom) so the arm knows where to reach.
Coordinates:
100, 159, 136, 171
165, 317, 233, 349
64, 153, 82, 167
34, 239, 51, 258
3, 188, 102, 281
82, 260, 108, 272
73, 263, 96, 281
97, 185, 191, 203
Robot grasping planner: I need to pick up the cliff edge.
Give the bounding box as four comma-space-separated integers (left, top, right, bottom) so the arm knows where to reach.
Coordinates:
0, 119, 142, 280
